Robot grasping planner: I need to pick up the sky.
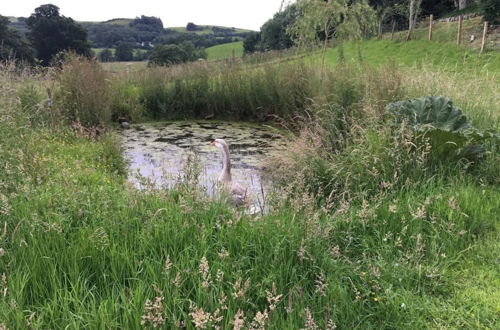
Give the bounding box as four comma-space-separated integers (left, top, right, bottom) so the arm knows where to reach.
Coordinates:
2, 0, 295, 31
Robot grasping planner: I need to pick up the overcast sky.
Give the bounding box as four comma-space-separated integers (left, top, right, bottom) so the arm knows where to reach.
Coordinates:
2, 0, 296, 31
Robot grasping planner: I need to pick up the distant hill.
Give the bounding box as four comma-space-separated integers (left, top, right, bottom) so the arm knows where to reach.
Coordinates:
7, 15, 253, 50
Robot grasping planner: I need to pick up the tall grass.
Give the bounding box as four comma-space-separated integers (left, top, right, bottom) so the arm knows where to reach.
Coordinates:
0, 36, 499, 329
55, 55, 112, 127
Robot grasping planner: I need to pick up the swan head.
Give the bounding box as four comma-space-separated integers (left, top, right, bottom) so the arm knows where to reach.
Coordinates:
211, 139, 228, 149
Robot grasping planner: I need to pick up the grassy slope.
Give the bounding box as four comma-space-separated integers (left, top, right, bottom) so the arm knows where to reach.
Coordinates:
206, 41, 244, 60
169, 26, 252, 35
388, 16, 499, 52
322, 39, 500, 72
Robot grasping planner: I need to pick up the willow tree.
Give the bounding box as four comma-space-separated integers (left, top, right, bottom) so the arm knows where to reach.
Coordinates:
406, 0, 423, 41
287, 0, 376, 70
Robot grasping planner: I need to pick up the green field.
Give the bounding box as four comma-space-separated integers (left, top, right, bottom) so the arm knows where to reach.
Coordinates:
168, 25, 252, 35
206, 41, 244, 60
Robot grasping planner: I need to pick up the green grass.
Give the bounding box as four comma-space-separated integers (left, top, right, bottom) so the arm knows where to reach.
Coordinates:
0, 36, 499, 328
322, 39, 500, 73
206, 41, 244, 60
388, 16, 499, 52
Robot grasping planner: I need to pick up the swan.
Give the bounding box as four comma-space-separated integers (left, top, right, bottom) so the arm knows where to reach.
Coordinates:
211, 139, 248, 205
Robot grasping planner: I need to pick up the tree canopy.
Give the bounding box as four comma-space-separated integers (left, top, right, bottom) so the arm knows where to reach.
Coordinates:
26, 4, 91, 65
0, 15, 34, 63
148, 41, 207, 66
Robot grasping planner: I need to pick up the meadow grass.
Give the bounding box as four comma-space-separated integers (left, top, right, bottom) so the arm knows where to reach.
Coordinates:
0, 37, 499, 329
206, 42, 244, 61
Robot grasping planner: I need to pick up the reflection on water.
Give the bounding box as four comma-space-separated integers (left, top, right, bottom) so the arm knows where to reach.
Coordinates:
121, 121, 285, 203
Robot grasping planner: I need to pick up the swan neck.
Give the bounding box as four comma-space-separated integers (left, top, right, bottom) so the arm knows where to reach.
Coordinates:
220, 143, 231, 181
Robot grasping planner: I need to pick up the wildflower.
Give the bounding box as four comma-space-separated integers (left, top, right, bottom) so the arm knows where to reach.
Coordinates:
0, 248, 4, 257
216, 269, 224, 283
189, 302, 211, 329
303, 307, 318, 330
163, 255, 172, 274
249, 310, 268, 330
141, 296, 165, 328
0, 194, 10, 216
388, 204, 397, 213
326, 319, 337, 330
232, 310, 245, 330
219, 292, 228, 310
315, 273, 327, 297
172, 272, 182, 287
298, 239, 309, 262
1, 273, 7, 297
232, 278, 251, 300
212, 308, 224, 330
199, 256, 211, 288
448, 196, 458, 210
411, 206, 426, 220
330, 245, 340, 259
218, 248, 229, 259
266, 282, 283, 311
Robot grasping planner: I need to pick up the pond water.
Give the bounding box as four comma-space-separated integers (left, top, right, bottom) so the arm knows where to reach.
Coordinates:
121, 121, 286, 205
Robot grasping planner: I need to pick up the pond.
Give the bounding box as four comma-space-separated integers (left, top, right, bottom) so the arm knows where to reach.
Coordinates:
121, 121, 286, 206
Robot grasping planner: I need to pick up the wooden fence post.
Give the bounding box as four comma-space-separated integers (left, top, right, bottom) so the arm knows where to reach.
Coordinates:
428, 14, 433, 40
457, 15, 462, 45
480, 21, 488, 53
391, 20, 396, 40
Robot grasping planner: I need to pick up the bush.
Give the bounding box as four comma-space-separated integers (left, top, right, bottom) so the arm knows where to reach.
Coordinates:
55, 54, 111, 127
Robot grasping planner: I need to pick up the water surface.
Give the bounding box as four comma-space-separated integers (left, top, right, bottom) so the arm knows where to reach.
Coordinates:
121, 121, 286, 203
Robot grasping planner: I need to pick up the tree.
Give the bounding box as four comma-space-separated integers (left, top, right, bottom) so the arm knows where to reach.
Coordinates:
288, 0, 376, 69
0, 15, 34, 63
260, 3, 300, 50
406, 0, 423, 41
454, 0, 472, 10
480, 0, 500, 24
115, 43, 134, 61
26, 4, 91, 65
98, 48, 114, 62
243, 32, 261, 54
149, 44, 186, 66
186, 22, 201, 31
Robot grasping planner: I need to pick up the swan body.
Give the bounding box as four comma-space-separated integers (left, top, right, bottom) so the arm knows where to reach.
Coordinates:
211, 139, 247, 205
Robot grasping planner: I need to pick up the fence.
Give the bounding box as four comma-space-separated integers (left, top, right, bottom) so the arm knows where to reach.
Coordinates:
381, 13, 497, 53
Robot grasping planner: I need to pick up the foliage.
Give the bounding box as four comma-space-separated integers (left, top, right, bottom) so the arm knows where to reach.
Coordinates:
148, 41, 206, 66
115, 43, 134, 61
98, 48, 114, 62
243, 31, 261, 54
386, 96, 498, 162
480, 0, 500, 24
0, 15, 34, 63
54, 54, 112, 127
260, 3, 300, 50
26, 4, 91, 66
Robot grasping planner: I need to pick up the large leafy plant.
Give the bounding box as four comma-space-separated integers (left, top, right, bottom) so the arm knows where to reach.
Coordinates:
386, 96, 498, 163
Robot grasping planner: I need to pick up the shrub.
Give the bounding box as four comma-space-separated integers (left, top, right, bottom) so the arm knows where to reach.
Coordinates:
55, 54, 112, 127
386, 96, 499, 164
